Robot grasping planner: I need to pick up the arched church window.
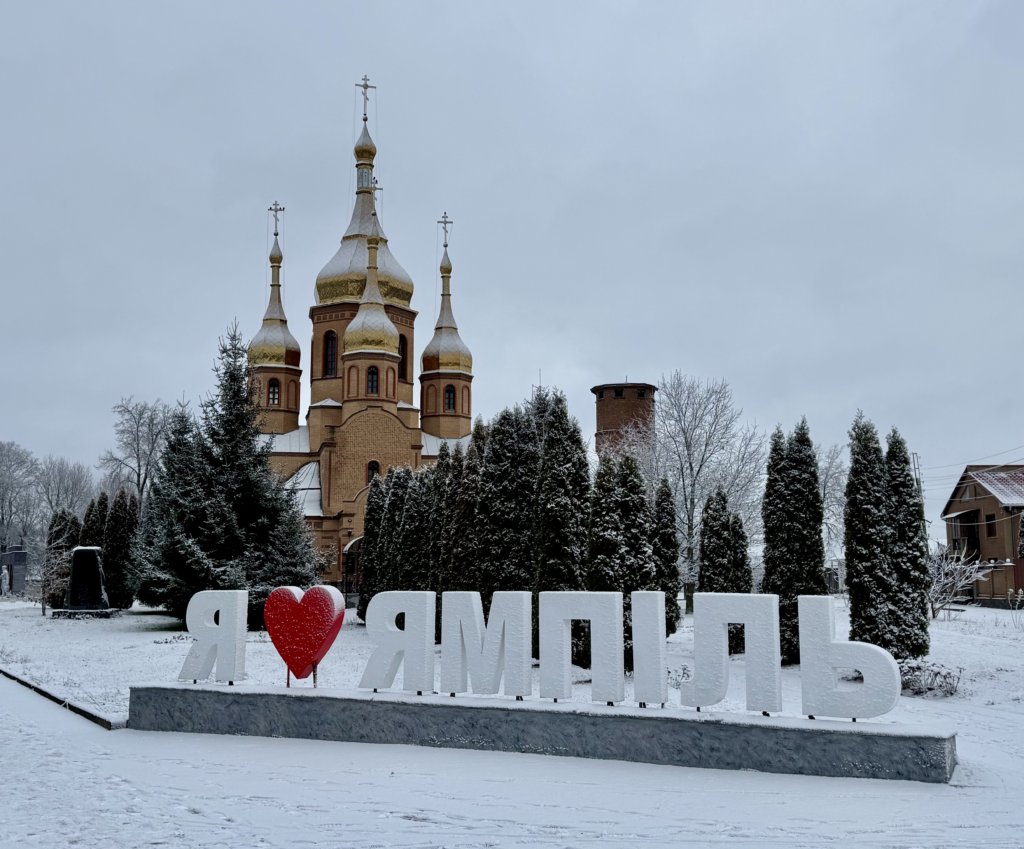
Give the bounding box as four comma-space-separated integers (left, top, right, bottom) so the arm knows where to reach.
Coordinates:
398, 335, 408, 382
367, 460, 380, 483
444, 384, 456, 411
367, 366, 379, 395
323, 331, 337, 377
268, 379, 280, 407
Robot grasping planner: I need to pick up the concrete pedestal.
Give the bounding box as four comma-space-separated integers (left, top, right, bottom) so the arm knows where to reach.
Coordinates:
128, 685, 956, 783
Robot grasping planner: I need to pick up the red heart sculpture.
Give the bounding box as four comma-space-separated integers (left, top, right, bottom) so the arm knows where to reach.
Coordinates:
264, 586, 346, 679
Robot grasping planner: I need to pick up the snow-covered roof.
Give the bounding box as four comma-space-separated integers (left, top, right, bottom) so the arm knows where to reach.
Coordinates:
286, 461, 322, 517
397, 400, 418, 410
257, 426, 310, 454
309, 399, 342, 408
971, 469, 1024, 508
421, 433, 471, 457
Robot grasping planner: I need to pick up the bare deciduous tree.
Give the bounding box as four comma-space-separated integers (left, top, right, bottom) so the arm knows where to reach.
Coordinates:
927, 543, 995, 618
817, 442, 848, 560
98, 397, 171, 500
615, 372, 768, 582
0, 441, 41, 552
36, 455, 95, 517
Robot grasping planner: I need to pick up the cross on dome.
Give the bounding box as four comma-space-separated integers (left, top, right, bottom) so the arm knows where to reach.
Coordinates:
356, 75, 376, 122
438, 212, 453, 247
268, 201, 285, 236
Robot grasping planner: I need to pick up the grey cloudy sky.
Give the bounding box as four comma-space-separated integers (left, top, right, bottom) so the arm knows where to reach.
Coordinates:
2, 1, 1022, 535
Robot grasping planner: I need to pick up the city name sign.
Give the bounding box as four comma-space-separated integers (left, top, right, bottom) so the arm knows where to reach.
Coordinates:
178, 589, 901, 719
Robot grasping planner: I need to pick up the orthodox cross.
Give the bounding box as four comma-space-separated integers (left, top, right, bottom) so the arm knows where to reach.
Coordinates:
356, 75, 376, 121
438, 212, 453, 247
268, 201, 285, 236
372, 176, 383, 203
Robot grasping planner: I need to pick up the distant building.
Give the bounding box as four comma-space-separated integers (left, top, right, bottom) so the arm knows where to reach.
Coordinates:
940, 465, 1023, 602
0, 545, 29, 595
590, 382, 656, 456
247, 103, 473, 594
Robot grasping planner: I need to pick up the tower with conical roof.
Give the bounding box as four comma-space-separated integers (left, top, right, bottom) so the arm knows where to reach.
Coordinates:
310, 100, 416, 408
249, 204, 302, 434
420, 217, 473, 439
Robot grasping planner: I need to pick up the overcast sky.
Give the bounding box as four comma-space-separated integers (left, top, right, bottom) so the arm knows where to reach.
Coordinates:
2, 1, 1022, 536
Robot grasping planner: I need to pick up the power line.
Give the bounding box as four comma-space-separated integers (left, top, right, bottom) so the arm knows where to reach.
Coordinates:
922, 444, 1024, 470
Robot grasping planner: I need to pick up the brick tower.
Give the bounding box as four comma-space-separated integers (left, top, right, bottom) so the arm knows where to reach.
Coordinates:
420, 223, 473, 439
248, 207, 302, 434
591, 382, 656, 455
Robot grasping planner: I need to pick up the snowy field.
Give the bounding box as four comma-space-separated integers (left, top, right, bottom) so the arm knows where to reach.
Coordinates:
2, 598, 1024, 846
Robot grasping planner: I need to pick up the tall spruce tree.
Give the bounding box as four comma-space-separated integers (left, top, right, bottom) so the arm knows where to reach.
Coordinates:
476, 406, 539, 612
698, 488, 747, 653
428, 443, 453, 639
885, 428, 931, 658
760, 425, 789, 596
845, 412, 895, 650
102, 489, 138, 609
44, 509, 82, 611
449, 443, 482, 594
375, 466, 412, 594
534, 393, 591, 661
80, 494, 108, 548
651, 477, 682, 636
356, 471, 387, 622
587, 454, 623, 667
137, 327, 319, 624
617, 455, 657, 671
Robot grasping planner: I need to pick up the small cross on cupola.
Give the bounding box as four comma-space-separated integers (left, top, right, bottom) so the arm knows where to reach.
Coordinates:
438, 211, 454, 247
268, 201, 285, 236
356, 75, 376, 122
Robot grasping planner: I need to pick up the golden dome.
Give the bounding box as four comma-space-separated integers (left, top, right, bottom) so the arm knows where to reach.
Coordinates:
421, 247, 472, 374
249, 235, 300, 367
343, 216, 400, 356
315, 123, 413, 309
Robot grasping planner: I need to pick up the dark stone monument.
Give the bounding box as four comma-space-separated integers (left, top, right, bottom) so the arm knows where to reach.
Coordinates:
0, 546, 29, 595
63, 547, 111, 611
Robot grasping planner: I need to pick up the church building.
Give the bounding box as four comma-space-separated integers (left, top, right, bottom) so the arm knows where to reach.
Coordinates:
247, 95, 474, 592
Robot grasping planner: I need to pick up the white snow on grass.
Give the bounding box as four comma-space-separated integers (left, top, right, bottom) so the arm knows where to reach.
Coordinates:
2, 597, 1024, 845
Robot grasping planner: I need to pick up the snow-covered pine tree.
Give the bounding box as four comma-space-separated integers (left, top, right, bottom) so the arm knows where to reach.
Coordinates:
43, 509, 81, 611
845, 412, 895, 650
617, 454, 657, 672
102, 489, 138, 610
698, 488, 747, 653
199, 325, 319, 626
80, 494, 108, 548
885, 427, 931, 659
760, 425, 790, 598
651, 477, 682, 636
587, 453, 623, 667
775, 418, 827, 663
533, 392, 590, 660
729, 513, 752, 595
434, 443, 464, 640
449, 442, 482, 594
375, 466, 411, 595
470, 415, 489, 456
356, 471, 387, 622
476, 406, 539, 612
428, 443, 452, 638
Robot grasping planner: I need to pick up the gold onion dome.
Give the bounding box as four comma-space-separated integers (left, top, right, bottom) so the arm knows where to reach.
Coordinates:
314, 123, 414, 308
249, 235, 301, 366
343, 213, 400, 356
421, 246, 473, 374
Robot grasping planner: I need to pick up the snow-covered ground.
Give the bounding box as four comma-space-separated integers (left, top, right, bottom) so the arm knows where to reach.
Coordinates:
2, 598, 1024, 846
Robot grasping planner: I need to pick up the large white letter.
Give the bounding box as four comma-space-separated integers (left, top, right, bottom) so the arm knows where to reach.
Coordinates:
358, 591, 435, 693
540, 592, 624, 703
679, 593, 782, 712
440, 591, 532, 696
178, 590, 248, 684
631, 591, 667, 705
798, 595, 900, 719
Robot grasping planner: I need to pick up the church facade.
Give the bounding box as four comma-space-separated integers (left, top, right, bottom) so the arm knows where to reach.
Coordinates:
247, 112, 474, 590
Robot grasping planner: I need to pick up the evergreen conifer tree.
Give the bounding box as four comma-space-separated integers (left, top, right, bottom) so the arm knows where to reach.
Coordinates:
356, 471, 387, 622
375, 466, 412, 595
449, 443, 482, 594
885, 427, 931, 658
476, 406, 539, 612
587, 454, 623, 667
698, 488, 752, 653
845, 412, 895, 650
136, 327, 319, 624
651, 477, 682, 636
80, 495, 107, 548
617, 454, 657, 671
428, 443, 452, 636
760, 425, 789, 597
102, 489, 138, 609
44, 509, 81, 610
533, 393, 590, 660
